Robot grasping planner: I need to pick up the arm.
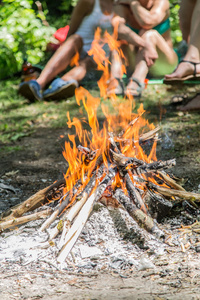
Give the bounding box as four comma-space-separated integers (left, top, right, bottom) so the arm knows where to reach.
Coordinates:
113, 5, 145, 47
120, 0, 170, 29
67, 0, 94, 37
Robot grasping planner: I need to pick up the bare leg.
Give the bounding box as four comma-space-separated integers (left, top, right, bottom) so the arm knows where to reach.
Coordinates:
165, 0, 200, 81
126, 30, 178, 96
36, 34, 83, 89
61, 56, 97, 82
179, 0, 196, 42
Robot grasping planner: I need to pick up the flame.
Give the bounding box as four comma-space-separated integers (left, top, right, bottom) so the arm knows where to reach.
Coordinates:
70, 51, 80, 67
61, 25, 169, 205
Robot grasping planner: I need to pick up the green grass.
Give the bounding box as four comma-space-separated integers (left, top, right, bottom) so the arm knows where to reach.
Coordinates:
0, 77, 200, 147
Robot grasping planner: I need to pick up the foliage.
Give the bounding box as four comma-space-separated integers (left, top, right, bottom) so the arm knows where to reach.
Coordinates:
169, 0, 182, 45
58, 0, 78, 12
0, 0, 56, 80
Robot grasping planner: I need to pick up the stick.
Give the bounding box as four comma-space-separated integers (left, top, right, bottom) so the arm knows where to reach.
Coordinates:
57, 168, 102, 248
0, 178, 66, 222
112, 150, 176, 172
148, 183, 200, 202
139, 126, 160, 143
57, 168, 117, 263
114, 188, 164, 239
40, 180, 82, 232
156, 171, 185, 191
40, 194, 71, 232
138, 159, 176, 172
126, 173, 148, 213
47, 191, 97, 248
111, 149, 145, 168
0, 209, 52, 232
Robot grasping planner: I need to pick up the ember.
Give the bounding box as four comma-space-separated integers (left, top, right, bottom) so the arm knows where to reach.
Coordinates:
1, 27, 200, 265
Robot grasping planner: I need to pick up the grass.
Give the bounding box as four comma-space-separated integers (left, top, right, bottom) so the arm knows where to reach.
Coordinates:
0, 76, 200, 146
0, 75, 199, 192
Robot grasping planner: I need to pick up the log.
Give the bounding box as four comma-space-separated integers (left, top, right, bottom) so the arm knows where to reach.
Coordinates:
0, 184, 58, 222
111, 150, 176, 172
156, 171, 185, 191
57, 167, 117, 263
139, 126, 160, 143
138, 159, 176, 172
111, 149, 144, 168
144, 190, 173, 221
148, 183, 200, 202
57, 167, 103, 248
40, 183, 79, 232
57, 189, 97, 263
114, 188, 164, 239
40, 157, 104, 232
0, 209, 52, 232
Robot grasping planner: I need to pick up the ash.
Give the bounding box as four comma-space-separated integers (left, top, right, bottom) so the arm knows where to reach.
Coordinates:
0, 204, 165, 274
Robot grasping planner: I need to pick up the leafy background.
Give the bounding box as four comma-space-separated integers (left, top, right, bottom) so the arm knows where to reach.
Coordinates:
0, 0, 181, 80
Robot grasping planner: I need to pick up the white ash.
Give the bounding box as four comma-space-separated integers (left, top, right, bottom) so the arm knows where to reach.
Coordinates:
0, 203, 166, 274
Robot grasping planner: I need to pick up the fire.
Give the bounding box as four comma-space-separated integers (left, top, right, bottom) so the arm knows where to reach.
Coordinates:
62, 26, 169, 206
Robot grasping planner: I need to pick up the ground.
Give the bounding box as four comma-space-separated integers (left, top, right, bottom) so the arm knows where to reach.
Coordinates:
0, 78, 200, 299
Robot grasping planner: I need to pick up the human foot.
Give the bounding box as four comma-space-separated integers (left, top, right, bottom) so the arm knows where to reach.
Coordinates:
106, 77, 124, 97
164, 60, 200, 84
177, 92, 200, 112
124, 77, 145, 98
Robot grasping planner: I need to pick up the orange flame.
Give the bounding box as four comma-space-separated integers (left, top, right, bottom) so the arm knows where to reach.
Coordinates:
61, 25, 168, 203
70, 51, 80, 67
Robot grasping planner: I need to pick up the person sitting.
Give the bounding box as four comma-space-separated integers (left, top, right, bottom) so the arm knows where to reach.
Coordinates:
108, 0, 178, 98
19, 0, 114, 102
164, 0, 200, 112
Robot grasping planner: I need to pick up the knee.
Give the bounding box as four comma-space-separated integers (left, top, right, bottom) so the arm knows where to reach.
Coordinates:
141, 29, 159, 44
82, 57, 96, 70
65, 34, 83, 50
74, 34, 84, 48
141, 29, 158, 40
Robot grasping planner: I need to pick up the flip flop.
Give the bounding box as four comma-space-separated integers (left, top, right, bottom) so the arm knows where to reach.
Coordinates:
43, 78, 78, 100
124, 77, 145, 99
163, 60, 200, 84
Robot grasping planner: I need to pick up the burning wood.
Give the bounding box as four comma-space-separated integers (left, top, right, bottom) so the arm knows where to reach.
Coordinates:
1, 28, 200, 264
1, 97, 200, 262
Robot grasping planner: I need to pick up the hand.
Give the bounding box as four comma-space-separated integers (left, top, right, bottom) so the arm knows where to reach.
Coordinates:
142, 42, 158, 67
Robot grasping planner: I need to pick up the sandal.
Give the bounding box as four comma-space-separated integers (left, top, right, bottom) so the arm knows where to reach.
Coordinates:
164, 60, 200, 84
124, 77, 145, 98
177, 92, 200, 112
106, 77, 124, 97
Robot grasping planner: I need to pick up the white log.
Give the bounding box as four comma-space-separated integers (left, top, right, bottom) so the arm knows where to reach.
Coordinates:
57, 191, 96, 263
57, 193, 90, 248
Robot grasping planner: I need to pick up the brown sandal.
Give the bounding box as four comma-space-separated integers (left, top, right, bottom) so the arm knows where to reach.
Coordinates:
164, 60, 200, 84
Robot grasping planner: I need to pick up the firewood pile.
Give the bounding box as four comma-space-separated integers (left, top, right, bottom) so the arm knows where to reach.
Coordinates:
1, 28, 200, 264
1, 88, 200, 264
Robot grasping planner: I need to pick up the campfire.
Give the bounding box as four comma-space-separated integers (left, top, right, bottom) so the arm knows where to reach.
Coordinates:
1, 27, 200, 264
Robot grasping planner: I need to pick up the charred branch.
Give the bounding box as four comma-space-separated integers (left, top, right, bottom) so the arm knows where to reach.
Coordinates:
114, 188, 164, 239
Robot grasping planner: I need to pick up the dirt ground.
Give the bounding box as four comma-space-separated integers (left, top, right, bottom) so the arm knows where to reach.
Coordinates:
1, 96, 200, 299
